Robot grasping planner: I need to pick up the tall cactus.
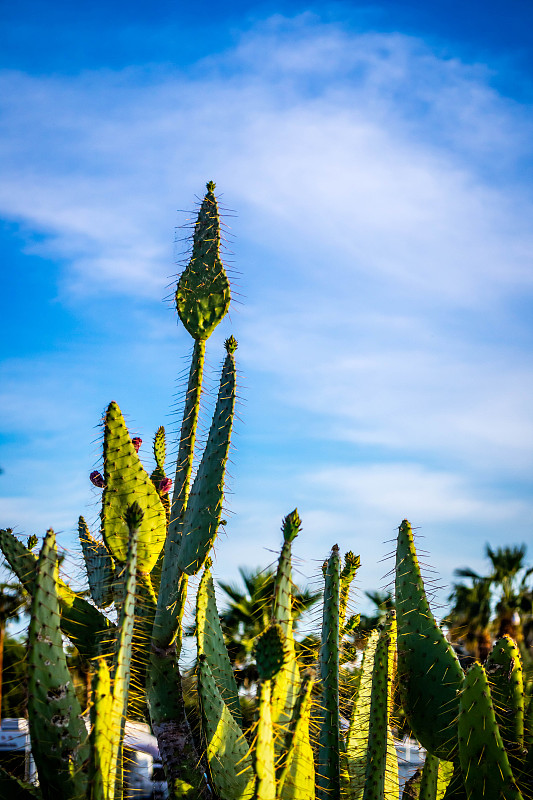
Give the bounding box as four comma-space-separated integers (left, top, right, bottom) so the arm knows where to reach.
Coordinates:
4, 182, 533, 800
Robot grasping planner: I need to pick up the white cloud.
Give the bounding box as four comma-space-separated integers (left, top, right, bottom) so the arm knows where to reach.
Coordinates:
0, 15, 532, 594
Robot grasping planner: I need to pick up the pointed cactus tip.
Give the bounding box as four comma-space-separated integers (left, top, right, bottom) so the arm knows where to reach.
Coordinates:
282, 508, 302, 543
158, 477, 173, 494
90, 470, 106, 488
206, 180, 216, 193
225, 335, 238, 354
124, 501, 144, 530
131, 436, 142, 453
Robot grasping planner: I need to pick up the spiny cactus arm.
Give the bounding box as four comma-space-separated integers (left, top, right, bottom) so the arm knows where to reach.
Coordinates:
271, 510, 302, 730
419, 753, 439, 800
317, 545, 342, 800
435, 762, 454, 800
196, 558, 242, 724
153, 340, 204, 649
345, 629, 380, 799
395, 520, 463, 760
177, 338, 237, 576
0, 527, 109, 660
154, 425, 166, 471
339, 551, 360, 635
276, 670, 315, 800
384, 612, 399, 800
27, 530, 88, 800
485, 635, 524, 752
101, 401, 167, 572
362, 614, 398, 800
255, 679, 277, 800
151, 427, 170, 520
104, 502, 141, 799
175, 181, 231, 341
88, 658, 113, 800
458, 662, 524, 800
419, 755, 454, 800
0, 765, 41, 799
78, 515, 115, 608
197, 655, 254, 800
253, 625, 287, 800
128, 569, 157, 719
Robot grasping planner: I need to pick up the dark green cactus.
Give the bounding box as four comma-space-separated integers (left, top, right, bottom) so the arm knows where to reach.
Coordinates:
78, 515, 115, 609
395, 519, 464, 761
196, 558, 242, 724
317, 545, 342, 800
485, 635, 524, 754
458, 662, 524, 800
27, 530, 89, 800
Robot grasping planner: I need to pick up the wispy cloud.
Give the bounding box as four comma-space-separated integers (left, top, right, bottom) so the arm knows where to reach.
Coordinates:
1, 15, 532, 596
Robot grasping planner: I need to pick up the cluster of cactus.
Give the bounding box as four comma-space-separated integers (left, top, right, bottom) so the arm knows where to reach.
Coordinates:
1, 183, 532, 800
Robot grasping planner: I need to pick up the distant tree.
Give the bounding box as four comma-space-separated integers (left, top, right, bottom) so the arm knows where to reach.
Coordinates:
1, 635, 27, 718
0, 582, 29, 715
446, 543, 533, 663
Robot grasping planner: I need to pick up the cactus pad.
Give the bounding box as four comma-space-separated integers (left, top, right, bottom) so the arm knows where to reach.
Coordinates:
176, 182, 231, 340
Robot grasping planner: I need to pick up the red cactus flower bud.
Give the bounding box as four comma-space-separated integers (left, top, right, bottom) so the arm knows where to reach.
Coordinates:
159, 477, 173, 494
90, 470, 106, 488
132, 437, 142, 453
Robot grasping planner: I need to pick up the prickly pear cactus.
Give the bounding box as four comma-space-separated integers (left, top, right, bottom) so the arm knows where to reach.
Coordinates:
395, 520, 464, 761
176, 181, 231, 341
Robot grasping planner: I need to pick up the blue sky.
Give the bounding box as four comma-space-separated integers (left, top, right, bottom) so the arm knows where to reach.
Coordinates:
1, 0, 532, 616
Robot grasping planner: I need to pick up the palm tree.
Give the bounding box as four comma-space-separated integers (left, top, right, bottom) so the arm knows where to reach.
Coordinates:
447, 543, 533, 660
217, 566, 321, 673
445, 575, 492, 663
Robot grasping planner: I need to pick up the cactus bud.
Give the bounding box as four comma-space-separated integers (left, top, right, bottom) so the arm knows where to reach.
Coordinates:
282, 508, 301, 543
124, 501, 144, 531
90, 470, 106, 488
159, 477, 172, 495
27, 534, 39, 550
224, 336, 238, 354
131, 437, 142, 453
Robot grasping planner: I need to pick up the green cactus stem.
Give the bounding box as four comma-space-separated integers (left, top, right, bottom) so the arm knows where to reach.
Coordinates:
101, 401, 167, 572
317, 545, 342, 800
458, 662, 524, 800
362, 612, 398, 800
101, 501, 141, 799
395, 520, 464, 760
345, 628, 380, 799
175, 181, 231, 341
255, 679, 277, 800
271, 510, 302, 730
88, 657, 113, 800
339, 551, 360, 635
177, 337, 237, 576
78, 515, 115, 609
485, 635, 524, 754
0, 527, 109, 661
196, 558, 242, 725
27, 530, 88, 800
197, 655, 254, 800
276, 669, 316, 800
